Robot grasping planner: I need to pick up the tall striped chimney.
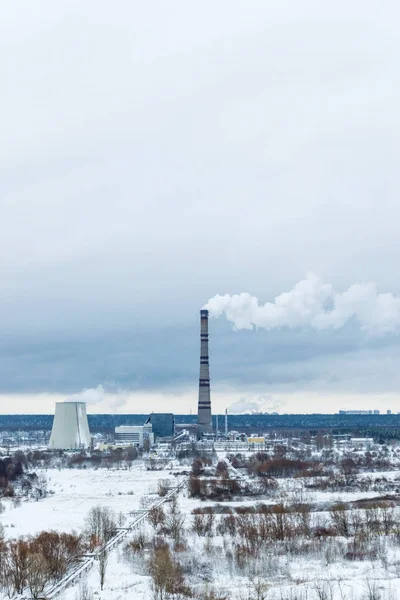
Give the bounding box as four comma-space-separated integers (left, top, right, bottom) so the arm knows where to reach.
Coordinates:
197, 309, 213, 437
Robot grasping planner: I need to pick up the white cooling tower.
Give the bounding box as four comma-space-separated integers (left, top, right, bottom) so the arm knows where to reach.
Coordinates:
48, 402, 92, 450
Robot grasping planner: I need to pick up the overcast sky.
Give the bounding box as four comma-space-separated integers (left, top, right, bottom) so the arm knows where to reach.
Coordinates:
1, 1, 400, 414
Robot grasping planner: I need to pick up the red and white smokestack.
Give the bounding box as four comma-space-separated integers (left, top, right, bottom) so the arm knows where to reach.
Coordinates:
197, 309, 213, 436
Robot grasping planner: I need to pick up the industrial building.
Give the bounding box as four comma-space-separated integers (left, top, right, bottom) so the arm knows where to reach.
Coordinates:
114, 424, 154, 447
114, 413, 174, 447
197, 309, 213, 437
144, 413, 174, 439
49, 402, 91, 450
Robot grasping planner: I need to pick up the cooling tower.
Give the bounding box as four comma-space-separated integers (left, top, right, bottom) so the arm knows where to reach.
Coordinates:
48, 402, 91, 450
197, 309, 213, 437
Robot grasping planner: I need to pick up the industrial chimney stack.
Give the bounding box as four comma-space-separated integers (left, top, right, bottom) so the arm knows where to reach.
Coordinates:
197, 309, 213, 437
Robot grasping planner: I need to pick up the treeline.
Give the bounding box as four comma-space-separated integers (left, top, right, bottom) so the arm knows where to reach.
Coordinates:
0, 457, 24, 495
0, 504, 120, 599
233, 450, 396, 481
11, 446, 140, 470
3, 413, 400, 435
189, 499, 400, 563
126, 496, 230, 599
0, 531, 83, 598
135, 488, 400, 598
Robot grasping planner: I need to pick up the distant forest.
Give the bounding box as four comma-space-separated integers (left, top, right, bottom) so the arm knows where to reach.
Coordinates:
1, 413, 400, 440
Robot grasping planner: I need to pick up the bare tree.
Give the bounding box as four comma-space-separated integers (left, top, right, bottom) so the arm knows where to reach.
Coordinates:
33, 472, 48, 500
98, 548, 108, 591
0, 543, 12, 598
26, 553, 49, 599
148, 505, 166, 531
313, 580, 334, 600
166, 496, 185, 547
250, 577, 270, 600
75, 580, 94, 600
30, 530, 82, 580
8, 539, 29, 595
364, 578, 382, 600
85, 506, 117, 549
192, 510, 214, 538
148, 542, 189, 600
330, 503, 350, 538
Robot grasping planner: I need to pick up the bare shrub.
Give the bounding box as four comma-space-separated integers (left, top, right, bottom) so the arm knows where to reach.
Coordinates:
218, 514, 236, 537
192, 512, 214, 537
329, 503, 350, 537
166, 496, 185, 548
12, 497, 21, 509
188, 475, 202, 498
157, 479, 171, 497
75, 580, 93, 600
313, 580, 334, 600
148, 505, 166, 531
216, 461, 229, 477
249, 576, 270, 600
148, 542, 190, 599
33, 472, 48, 500
364, 578, 382, 600
197, 588, 229, 600
129, 531, 148, 554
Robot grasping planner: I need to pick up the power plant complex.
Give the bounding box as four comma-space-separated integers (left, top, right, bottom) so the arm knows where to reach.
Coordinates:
48, 309, 215, 449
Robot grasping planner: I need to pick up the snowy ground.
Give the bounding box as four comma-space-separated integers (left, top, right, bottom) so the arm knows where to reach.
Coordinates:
2, 462, 400, 599
58, 480, 400, 600
1, 464, 178, 538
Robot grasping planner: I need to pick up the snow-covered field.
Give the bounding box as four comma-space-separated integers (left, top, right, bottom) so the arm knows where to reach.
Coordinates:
2, 465, 177, 539
2, 459, 400, 599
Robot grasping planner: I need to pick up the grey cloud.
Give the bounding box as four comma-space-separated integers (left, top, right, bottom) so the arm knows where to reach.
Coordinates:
1, 321, 399, 399
1, 1, 400, 407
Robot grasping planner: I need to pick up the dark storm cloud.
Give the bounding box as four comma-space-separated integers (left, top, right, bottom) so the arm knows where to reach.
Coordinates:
1, 318, 399, 398
1, 1, 400, 408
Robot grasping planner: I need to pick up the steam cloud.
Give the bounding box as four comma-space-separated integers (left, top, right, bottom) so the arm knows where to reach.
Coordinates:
228, 394, 283, 414
204, 273, 400, 335
65, 385, 106, 405
65, 385, 130, 409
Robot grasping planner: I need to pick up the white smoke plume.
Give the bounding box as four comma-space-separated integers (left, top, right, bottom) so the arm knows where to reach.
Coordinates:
65, 385, 130, 409
65, 385, 106, 405
204, 273, 400, 335
228, 394, 283, 414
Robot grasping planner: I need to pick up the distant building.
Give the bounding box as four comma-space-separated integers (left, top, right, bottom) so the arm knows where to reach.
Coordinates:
338, 410, 380, 415
350, 437, 374, 449
145, 413, 174, 439
248, 437, 265, 450
114, 424, 154, 447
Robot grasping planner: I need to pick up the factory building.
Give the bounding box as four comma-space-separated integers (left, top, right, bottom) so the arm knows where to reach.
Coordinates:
49, 402, 91, 450
144, 413, 174, 439
114, 424, 154, 447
